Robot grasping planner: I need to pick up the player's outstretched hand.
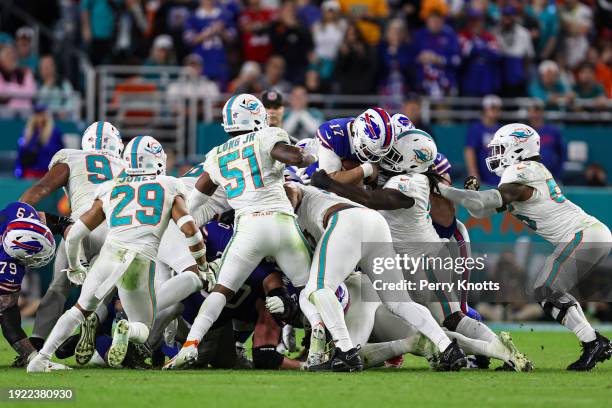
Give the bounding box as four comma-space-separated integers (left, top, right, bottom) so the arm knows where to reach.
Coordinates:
64, 265, 88, 286
311, 170, 332, 189
265, 296, 285, 315
464, 176, 480, 191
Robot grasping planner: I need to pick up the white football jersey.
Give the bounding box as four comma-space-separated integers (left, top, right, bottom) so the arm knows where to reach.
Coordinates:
292, 183, 361, 242
95, 174, 186, 260
204, 127, 294, 217
379, 173, 441, 252
499, 161, 598, 242
49, 149, 126, 218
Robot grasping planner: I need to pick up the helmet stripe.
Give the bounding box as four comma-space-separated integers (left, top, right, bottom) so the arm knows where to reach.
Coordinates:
6, 221, 48, 235
225, 95, 237, 126
131, 136, 143, 169
95, 121, 104, 150
372, 108, 392, 148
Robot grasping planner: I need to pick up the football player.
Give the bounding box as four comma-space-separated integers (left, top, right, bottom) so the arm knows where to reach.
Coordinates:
27, 136, 210, 372
316, 108, 395, 185
0, 203, 64, 370
164, 94, 317, 369
20, 121, 126, 350
436, 123, 612, 371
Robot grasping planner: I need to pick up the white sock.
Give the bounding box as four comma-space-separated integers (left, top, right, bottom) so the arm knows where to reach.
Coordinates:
385, 301, 451, 352
455, 316, 496, 342
40, 307, 85, 359
360, 339, 416, 368
563, 305, 596, 343
311, 288, 353, 352
186, 292, 226, 342
446, 331, 510, 362
128, 322, 150, 343
156, 272, 203, 312
299, 290, 326, 354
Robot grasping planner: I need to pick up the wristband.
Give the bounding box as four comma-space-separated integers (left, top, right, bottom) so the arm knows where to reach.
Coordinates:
176, 215, 194, 229
186, 230, 203, 246
360, 162, 374, 178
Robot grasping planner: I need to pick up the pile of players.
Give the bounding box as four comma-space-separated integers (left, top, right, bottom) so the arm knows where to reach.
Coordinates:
1, 93, 610, 374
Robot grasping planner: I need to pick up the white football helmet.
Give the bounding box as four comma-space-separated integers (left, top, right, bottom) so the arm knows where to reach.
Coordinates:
352, 107, 395, 163
82, 121, 123, 158
123, 136, 167, 175
381, 129, 437, 174
391, 113, 415, 136
2, 218, 56, 268
486, 123, 541, 176
222, 94, 268, 133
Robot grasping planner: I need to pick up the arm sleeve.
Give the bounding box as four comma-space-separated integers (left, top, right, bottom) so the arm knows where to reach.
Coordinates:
65, 220, 91, 269
317, 145, 342, 173
192, 190, 230, 227
438, 184, 503, 211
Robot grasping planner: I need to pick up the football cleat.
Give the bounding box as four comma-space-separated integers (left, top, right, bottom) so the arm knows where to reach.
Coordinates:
567, 332, 612, 371
384, 355, 404, 369
499, 331, 533, 372
330, 346, 363, 372
163, 340, 199, 370
75, 313, 99, 365
307, 351, 332, 372
234, 344, 254, 369
437, 340, 467, 371
108, 319, 130, 368
26, 354, 72, 373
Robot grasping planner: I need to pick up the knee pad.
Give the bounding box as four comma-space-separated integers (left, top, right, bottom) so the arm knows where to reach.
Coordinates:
252, 345, 284, 370
442, 311, 465, 331
540, 294, 577, 324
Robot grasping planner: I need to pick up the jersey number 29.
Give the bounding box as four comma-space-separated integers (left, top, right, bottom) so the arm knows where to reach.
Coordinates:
110, 183, 164, 227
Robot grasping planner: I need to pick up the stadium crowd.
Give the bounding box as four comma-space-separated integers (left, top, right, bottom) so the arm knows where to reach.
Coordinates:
0, 0, 611, 103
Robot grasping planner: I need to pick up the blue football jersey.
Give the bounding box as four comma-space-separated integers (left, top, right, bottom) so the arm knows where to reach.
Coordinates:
316, 117, 357, 161
0, 202, 41, 294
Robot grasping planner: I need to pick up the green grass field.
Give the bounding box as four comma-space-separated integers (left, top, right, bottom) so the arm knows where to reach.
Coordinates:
0, 331, 611, 408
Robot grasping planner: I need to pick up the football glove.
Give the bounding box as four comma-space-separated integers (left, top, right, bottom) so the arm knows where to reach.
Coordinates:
64, 264, 88, 286
464, 176, 480, 191
265, 296, 285, 315
198, 259, 218, 292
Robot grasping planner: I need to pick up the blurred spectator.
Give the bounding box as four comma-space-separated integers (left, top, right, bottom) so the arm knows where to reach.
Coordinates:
184, 0, 236, 87
0, 44, 36, 112
114, 0, 150, 61
230, 61, 263, 94
559, 0, 592, 69
458, 9, 501, 97
270, 1, 314, 83
595, 45, 612, 98
402, 94, 434, 138
526, 0, 560, 61
311, 1, 347, 81
283, 86, 324, 140
15, 27, 39, 75
261, 89, 285, 127
584, 164, 608, 187
335, 23, 377, 94
81, 0, 116, 65
464, 95, 502, 185
296, 0, 322, 28
494, 6, 534, 97
527, 99, 564, 180
15, 103, 63, 179
239, 0, 277, 64
145, 34, 176, 67
37, 55, 75, 119
573, 62, 608, 109
528, 60, 574, 109
304, 69, 325, 96
258, 55, 292, 94
339, 0, 389, 45
378, 18, 414, 98
413, 10, 461, 97
167, 54, 220, 101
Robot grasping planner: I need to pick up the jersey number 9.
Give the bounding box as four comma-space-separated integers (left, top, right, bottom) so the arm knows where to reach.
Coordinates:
110, 183, 165, 227
86, 155, 114, 184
